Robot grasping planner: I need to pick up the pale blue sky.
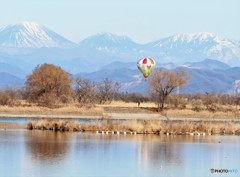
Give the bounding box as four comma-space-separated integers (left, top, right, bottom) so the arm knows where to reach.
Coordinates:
1, 0, 240, 43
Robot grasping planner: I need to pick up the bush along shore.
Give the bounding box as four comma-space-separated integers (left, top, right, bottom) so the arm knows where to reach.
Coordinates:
26, 119, 240, 135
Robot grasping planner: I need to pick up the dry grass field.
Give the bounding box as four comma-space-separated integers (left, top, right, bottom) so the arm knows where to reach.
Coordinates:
98, 101, 240, 118
0, 100, 104, 115
0, 100, 239, 119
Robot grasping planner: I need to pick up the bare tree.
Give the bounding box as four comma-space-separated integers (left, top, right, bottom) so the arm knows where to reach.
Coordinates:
97, 78, 120, 104
75, 78, 97, 105
149, 69, 189, 111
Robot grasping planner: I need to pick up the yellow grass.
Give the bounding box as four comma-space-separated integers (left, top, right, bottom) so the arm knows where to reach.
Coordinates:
97, 101, 239, 118
163, 109, 240, 118
97, 101, 156, 108
0, 105, 104, 115
0, 100, 239, 118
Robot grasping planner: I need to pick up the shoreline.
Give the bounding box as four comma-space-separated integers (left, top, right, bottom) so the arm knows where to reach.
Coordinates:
1, 114, 239, 135
0, 112, 240, 122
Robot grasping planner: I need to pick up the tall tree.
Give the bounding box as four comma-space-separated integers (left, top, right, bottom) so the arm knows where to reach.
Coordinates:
149, 69, 189, 111
25, 64, 73, 106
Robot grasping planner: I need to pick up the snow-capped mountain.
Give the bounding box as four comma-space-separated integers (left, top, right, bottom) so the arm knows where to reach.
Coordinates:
146, 32, 240, 66
79, 32, 140, 51
0, 22, 75, 48
78, 32, 240, 66
78, 33, 144, 60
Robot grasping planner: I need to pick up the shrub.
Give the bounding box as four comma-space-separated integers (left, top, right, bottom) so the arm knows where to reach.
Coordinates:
0, 92, 13, 106
168, 95, 188, 109
191, 99, 204, 112
207, 103, 218, 113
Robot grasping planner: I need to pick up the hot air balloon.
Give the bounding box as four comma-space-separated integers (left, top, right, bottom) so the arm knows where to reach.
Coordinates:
137, 58, 156, 79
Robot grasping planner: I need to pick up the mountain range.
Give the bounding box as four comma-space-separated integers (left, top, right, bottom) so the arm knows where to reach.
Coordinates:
0, 22, 239, 94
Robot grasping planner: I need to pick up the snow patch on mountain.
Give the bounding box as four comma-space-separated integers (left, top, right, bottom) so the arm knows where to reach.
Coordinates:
228, 80, 240, 95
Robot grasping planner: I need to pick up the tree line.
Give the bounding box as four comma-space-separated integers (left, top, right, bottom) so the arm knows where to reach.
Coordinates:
0, 63, 239, 112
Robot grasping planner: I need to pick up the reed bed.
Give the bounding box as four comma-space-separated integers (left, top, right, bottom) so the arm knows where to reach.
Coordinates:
26, 119, 240, 135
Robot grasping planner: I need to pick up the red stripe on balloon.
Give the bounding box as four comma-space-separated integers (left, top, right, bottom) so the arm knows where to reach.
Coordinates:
143, 58, 147, 64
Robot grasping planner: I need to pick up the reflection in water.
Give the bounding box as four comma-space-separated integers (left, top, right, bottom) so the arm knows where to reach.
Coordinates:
0, 130, 239, 177
25, 130, 71, 161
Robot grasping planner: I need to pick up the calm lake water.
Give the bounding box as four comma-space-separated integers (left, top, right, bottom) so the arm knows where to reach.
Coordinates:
0, 130, 239, 177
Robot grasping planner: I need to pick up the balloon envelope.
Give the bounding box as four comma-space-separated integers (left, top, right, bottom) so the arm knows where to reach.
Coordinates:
137, 58, 156, 79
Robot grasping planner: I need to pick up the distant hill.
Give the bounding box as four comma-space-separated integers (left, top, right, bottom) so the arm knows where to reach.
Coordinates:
0, 72, 24, 89
100, 61, 176, 71
0, 61, 239, 93
76, 68, 139, 83
100, 61, 136, 70
75, 65, 240, 94
0, 62, 27, 79
178, 67, 238, 93
182, 59, 230, 70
